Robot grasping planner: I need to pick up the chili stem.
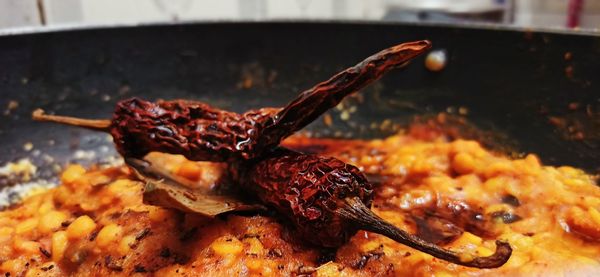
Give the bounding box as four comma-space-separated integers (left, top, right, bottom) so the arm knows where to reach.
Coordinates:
336, 197, 512, 269
32, 109, 111, 132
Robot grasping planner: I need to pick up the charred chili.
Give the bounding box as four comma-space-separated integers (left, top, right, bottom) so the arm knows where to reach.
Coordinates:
232, 149, 512, 268
32, 40, 513, 268
33, 40, 431, 161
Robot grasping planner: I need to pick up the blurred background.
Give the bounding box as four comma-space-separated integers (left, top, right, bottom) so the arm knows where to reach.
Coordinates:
0, 0, 598, 32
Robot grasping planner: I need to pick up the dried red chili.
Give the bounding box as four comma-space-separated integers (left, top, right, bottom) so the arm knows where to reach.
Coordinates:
231, 148, 375, 247
232, 149, 511, 268
32, 40, 513, 268
33, 40, 431, 161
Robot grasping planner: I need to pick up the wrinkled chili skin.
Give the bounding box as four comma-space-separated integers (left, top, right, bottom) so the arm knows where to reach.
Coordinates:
232, 149, 374, 248
112, 96, 377, 247
109, 41, 432, 163
259, 40, 432, 151
110, 98, 279, 161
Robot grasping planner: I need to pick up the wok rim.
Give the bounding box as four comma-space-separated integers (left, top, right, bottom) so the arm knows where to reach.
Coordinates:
0, 19, 599, 38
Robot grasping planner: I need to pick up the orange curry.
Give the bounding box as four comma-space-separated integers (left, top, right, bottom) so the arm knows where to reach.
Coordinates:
1, 127, 599, 276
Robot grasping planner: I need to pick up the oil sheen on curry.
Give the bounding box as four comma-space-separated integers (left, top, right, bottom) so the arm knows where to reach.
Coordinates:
1, 128, 599, 276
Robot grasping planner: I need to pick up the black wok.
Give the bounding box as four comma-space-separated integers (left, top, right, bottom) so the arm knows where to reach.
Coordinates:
0, 22, 599, 192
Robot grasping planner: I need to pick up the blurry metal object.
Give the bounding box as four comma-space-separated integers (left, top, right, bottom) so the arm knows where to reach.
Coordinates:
385, 0, 506, 14
383, 0, 513, 24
